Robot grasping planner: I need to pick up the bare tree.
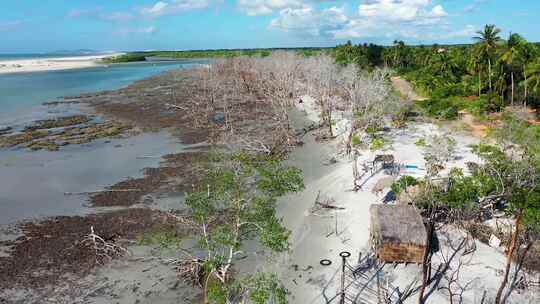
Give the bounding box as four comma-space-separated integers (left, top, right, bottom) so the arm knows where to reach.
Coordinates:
438, 233, 477, 304
302, 55, 342, 137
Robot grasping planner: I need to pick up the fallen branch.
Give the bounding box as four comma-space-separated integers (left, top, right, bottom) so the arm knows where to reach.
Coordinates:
310, 191, 345, 214
81, 226, 129, 265
315, 202, 345, 210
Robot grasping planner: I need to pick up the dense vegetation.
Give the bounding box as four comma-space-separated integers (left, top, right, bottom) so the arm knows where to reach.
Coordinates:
334, 24, 540, 119
183, 152, 303, 303
103, 47, 328, 63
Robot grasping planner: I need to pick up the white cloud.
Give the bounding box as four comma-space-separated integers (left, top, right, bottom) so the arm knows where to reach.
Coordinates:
238, 0, 336, 16
358, 0, 447, 23
102, 12, 136, 22
442, 24, 477, 39
429, 5, 447, 18
67, 7, 135, 22
463, 0, 490, 13
67, 7, 103, 18
238, 0, 305, 16
269, 0, 460, 42
141, 0, 214, 18
116, 26, 158, 35
270, 6, 348, 36
68, 1, 218, 24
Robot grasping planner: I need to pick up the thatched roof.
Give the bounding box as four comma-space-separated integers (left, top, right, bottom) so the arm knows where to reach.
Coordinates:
370, 205, 427, 246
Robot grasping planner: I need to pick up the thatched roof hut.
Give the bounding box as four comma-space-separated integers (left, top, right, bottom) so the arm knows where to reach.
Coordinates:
370, 205, 427, 263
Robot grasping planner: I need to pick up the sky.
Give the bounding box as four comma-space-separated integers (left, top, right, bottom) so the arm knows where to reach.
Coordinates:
1, 0, 539, 53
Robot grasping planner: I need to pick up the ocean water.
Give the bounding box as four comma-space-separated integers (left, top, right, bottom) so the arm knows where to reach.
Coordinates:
0, 60, 206, 126
0, 59, 206, 224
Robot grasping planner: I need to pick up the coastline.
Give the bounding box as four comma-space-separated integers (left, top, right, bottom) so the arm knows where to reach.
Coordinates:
0, 53, 123, 75
0, 62, 296, 302
1, 58, 538, 303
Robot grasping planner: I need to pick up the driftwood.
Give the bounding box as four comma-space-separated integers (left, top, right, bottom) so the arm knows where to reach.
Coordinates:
310, 191, 345, 217
316, 201, 345, 210
82, 226, 129, 264
314, 191, 344, 210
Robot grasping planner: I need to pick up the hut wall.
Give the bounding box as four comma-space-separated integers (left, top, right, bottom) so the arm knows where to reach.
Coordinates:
376, 243, 425, 264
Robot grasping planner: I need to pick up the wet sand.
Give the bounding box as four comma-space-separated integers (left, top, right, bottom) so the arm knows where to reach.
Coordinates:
0, 131, 184, 224
0, 63, 296, 303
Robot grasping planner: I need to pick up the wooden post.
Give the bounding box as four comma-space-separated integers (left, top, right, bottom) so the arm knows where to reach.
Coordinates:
340, 254, 346, 304
377, 270, 381, 303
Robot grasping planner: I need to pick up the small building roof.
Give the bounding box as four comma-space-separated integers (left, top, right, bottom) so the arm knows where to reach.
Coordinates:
370, 205, 427, 246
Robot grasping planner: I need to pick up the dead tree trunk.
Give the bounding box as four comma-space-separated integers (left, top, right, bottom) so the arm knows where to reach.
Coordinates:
418, 221, 434, 304
495, 211, 523, 304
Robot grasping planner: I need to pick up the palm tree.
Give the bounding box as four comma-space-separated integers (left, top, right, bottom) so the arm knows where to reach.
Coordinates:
500, 33, 525, 105
519, 42, 538, 104
525, 59, 540, 95
468, 44, 485, 97
469, 46, 485, 97
474, 24, 502, 93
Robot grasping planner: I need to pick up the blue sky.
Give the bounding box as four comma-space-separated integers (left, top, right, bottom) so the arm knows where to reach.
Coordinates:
1, 0, 539, 53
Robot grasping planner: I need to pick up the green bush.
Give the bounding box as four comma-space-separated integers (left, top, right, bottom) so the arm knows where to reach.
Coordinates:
432, 85, 462, 99
482, 93, 504, 112
418, 97, 459, 120
415, 138, 427, 147
351, 134, 362, 146
391, 176, 419, 194
370, 137, 388, 151
463, 97, 489, 117
103, 53, 147, 63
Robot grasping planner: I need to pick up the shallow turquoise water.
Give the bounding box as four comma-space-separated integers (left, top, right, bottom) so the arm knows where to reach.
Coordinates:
0, 60, 206, 125
0, 59, 207, 224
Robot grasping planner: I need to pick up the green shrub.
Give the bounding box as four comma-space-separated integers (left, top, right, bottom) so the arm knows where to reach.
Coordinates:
463, 97, 489, 116
482, 93, 504, 112
418, 97, 459, 120
415, 138, 426, 147
365, 124, 383, 136
351, 134, 362, 146
103, 53, 147, 63
431, 83, 469, 99
370, 137, 388, 151
391, 176, 419, 194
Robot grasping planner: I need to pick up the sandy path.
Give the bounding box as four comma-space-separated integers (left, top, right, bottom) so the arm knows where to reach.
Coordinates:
273, 97, 538, 303
390, 76, 427, 101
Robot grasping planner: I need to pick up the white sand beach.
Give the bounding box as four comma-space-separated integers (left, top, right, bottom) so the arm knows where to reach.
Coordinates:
0, 53, 123, 74
267, 96, 539, 303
